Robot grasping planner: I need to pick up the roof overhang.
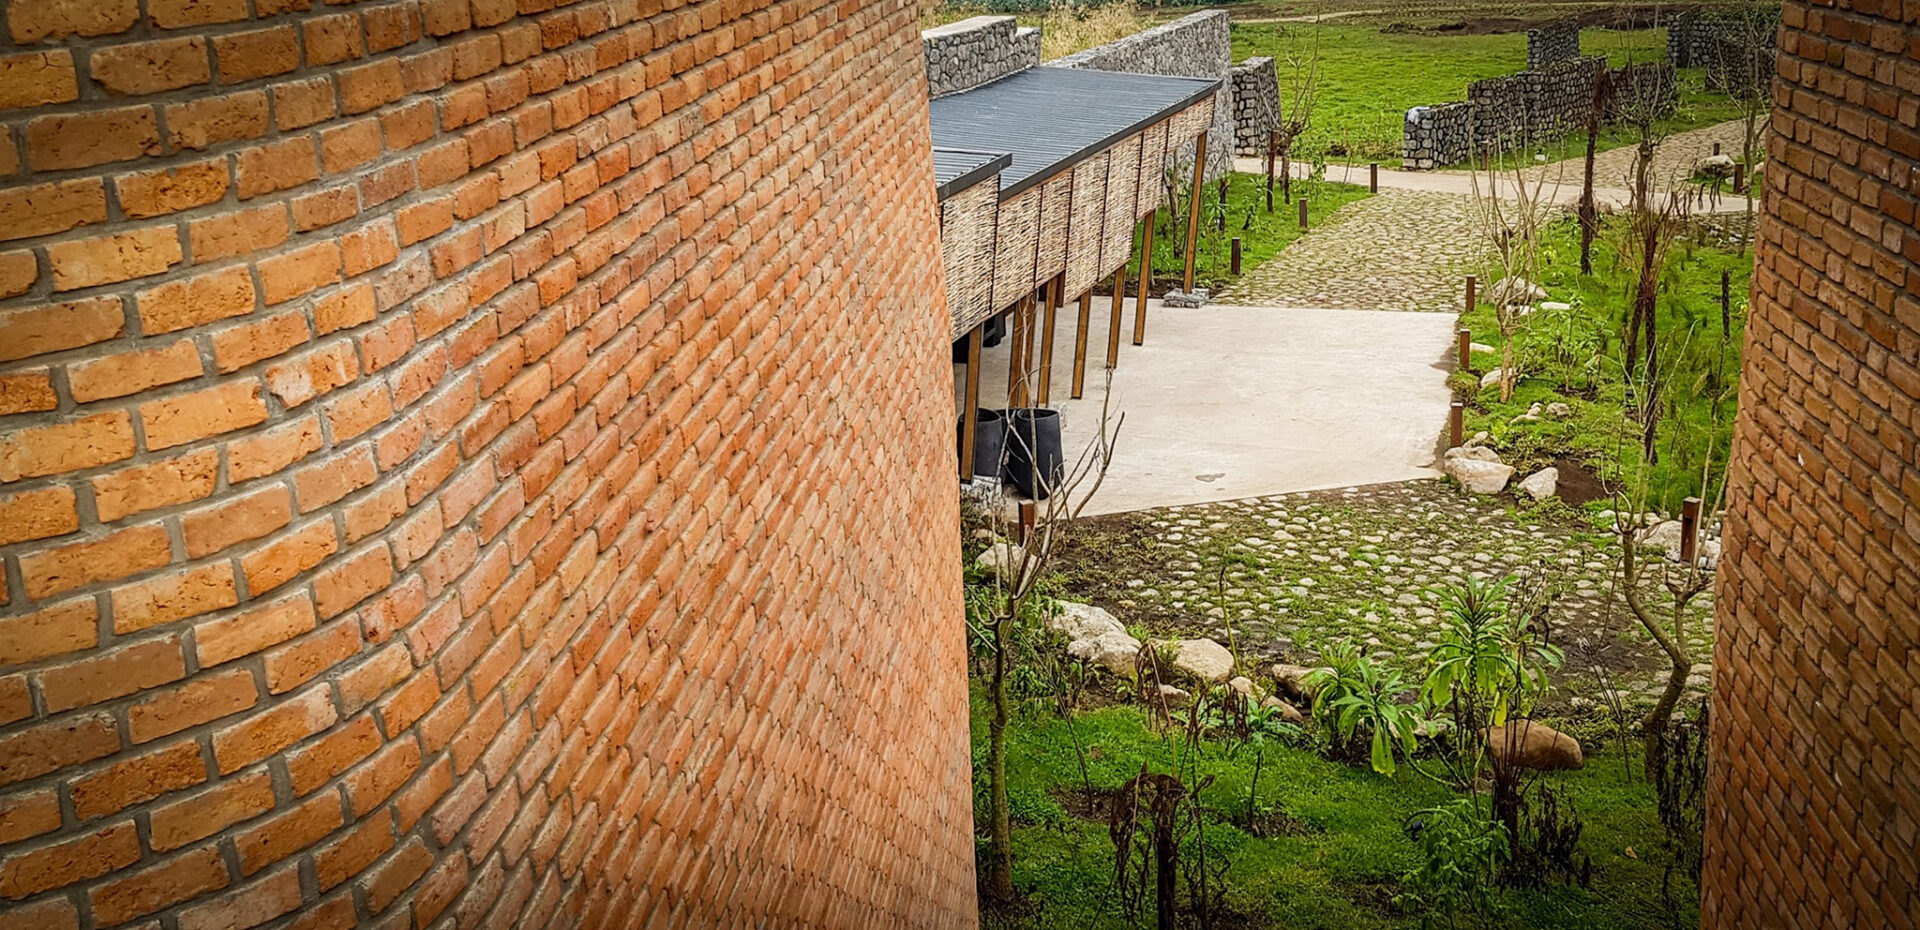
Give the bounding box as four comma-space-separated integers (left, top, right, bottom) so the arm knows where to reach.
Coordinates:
933, 149, 1014, 201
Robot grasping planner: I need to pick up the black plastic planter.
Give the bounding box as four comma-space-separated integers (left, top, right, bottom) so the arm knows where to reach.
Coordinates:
961, 408, 1007, 480
1004, 407, 1064, 499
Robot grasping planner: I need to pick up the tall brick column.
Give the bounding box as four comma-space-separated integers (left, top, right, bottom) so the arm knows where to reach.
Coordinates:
1704, 2, 1919, 928
0, 1, 976, 927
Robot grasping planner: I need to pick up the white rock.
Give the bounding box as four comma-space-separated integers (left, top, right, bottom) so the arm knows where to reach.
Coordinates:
1545, 402, 1572, 419
1487, 276, 1548, 307
1480, 368, 1505, 389
1167, 638, 1235, 683
1698, 153, 1735, 178
1048, 602, 1125, 641
1227, 676, 1256, 697
1068, 630, 1143, 677
1445, 448, 1515, 494
1636, 520, 1685, 557
1540, 300, 1573, 312
1445, 445, 1503, 464
1261, 695, 1306, 723
1269, 664, 1325, 701
1517, 467, 1559, 500
974, 542, 1028, 579
1157, 684, 1192, 705
1469, 342, 1496, 355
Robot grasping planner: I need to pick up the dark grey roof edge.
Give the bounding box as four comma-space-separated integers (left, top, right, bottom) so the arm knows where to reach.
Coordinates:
934, 149, 1013, 201
998, 72, 1220, 201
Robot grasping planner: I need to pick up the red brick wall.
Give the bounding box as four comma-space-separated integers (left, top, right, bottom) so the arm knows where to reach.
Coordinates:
0, 1, 977, 927
1704, 2, 1920, 927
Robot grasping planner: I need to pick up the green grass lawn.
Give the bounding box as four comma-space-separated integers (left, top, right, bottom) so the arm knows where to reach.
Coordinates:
1135, 174, 1373, 294
1455, 215, 1752, 514
984, 698, 1697, 929
1230, 24, 1744, 165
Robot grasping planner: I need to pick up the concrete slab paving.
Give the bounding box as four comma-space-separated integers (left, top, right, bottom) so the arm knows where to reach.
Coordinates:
956, 299, 1457, 516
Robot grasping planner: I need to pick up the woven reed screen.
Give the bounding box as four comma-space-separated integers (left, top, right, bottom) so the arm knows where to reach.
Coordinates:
1100, 134, 1143, 276
1036, 173, 1073, 289
991, 186, 1041, 312
1064, 152, 1112, 298
941, 178, 1002, 339
1138, 119, 1170, 216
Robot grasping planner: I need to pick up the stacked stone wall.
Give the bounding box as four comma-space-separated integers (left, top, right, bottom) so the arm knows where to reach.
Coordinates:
1703, 1, 1920, 928
1402, 102, 1476, 170
0, 1, 976, 928
1667, 8, 1780, 68
1404, 59, 1676, 168
1230, 57, 1281, 157
924, 15, 1043, 98
1526, 20, 1582, 70
1051, 10, 1233, 181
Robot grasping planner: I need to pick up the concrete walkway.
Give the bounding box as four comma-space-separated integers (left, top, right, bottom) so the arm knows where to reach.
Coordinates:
957, 299, 1456, 516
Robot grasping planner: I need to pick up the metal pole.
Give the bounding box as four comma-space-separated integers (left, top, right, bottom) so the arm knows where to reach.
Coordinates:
1183, 135, 1207, 294
1681, 497, 1702, 563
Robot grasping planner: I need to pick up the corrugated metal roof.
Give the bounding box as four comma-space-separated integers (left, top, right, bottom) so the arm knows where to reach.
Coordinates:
933, 148, 1012, 201
929, 67, 1219, 200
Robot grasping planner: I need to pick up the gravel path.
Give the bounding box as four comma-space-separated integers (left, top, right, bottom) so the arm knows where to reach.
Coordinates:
1215, 190, 1485, 312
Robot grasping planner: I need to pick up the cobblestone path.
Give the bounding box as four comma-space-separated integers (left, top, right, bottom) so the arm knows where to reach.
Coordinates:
1215, 190, 1485, 312
1530, 117, 1762, 191
1053, 480, 1714, 707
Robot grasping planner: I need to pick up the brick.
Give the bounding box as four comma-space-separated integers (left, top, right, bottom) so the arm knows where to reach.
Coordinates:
114, 159, 229, 219
210, 311, 310, 372
110, 561, 237, 633
89, 37, 210, 96
127, 667, 256, 743
344, 733, 418, 815
0, 486, 78, 545
304, 14, 365, 65
0, 677, 27, 726
314, 816, 393, 892
0, 250, 34, 297
285, 713, 379, 795
25, 105, 159, 171
195, 594, 316, 667
239, 517, 337, 596
235, 138, 320, 200
68, 338, 202, 403
187, 204, 286, 264
292, 185, 360, 231
0, 713, 118, 787
69, 739, 205, 820
233, 791, 341, 875
0, 295, 122, 362
258, 240, 341, 304
148, 771, 274, 852
166, 91, 269, 151
338, 58, 406, 115
47, 226, 182, 291
0, 789, 62, 845
139, 379, 269, 450
183, 484, 291, 559
91, 448, 219, 522
272, 76, 338, 131
262, 619, 359, 694
18, 522, 170, 600
0, 50, 79, 110
362, 835, 432, 913
324, 381, 394, 441
0, 177, 107, 243
226, 417, 323, 483
267, 340, 359, 409
148, 0, 248, 30
212, 26, 299, 84
211, 684, 335, 774
9, 0, 140, 43
320, 119, 382, 173
0, 411, 134, 480
0, 596, 96, 668
313, 544, 391, 618
136, 266, 255, 334
47, 642, 188, 730
293, 445, 375, 513
88, 844, 230, 925
0, 822, 139, 898
5, 897, 80, 930
0, 371, 57, 415
174, 865, 303, 930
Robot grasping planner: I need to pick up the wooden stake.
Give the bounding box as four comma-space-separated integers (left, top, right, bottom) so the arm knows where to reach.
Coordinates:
1018, 500, 1037, 543
1458, 328, 1472, 366
1183, 135, 1207, 294
1465, 274, 1477, 312
1680, 497, 1702, 563
1038, 277, 1060, 405
1136, 211, 1157, 346
1072, 290, 1092, 398
1008, 297, 1032, 408
961, 327, 981, 481
1107, 253, 1128, 369
1370, 162, 1379, 193
1230, 237, 1242, 276
1266, 131, 1277, 212
1732, 161, 1746, 194
1298, 197, 1309, 231
1449, 402, 1465, 448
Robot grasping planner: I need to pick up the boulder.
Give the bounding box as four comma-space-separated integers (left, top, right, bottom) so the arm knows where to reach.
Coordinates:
1545, 401, 1572, 419
1517, 467, 1559, 500
1162, 288, 1210, 309
1269, 663, 1324, 702
974, 542, 1028, 579
1481, 720, 1584, 771
1469, 342, 1496, 356
1480, 368, 1505, 389
1167, 638, 1234, 684
1068, 630, 1143, 677
1227, 676, 1257, 697
1698, 153, 1736, 179
1539, 300, 1573, 312
1157, 684, 1193, 705
1048, 601, 1125, 641
1261, 695, 1306, 724
1636, 520, 1685, 557
1444, 447, 1513, 494
1486, 276, 1548, 307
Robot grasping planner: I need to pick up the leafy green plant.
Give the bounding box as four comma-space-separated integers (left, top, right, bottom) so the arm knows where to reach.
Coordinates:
1399, 798, 1511, 929
1306, 642, 1425, 776
1227, 700, 1303, 833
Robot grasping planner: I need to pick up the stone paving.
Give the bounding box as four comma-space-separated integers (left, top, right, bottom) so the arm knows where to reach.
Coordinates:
1054, 480, 1714, 707
1529, 117, 1763, 192
1214, 190, 1485, 312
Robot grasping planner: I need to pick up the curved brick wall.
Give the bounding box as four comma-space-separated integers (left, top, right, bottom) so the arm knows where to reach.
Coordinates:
0, 1, 975, 927
1705, 2, 1919, 927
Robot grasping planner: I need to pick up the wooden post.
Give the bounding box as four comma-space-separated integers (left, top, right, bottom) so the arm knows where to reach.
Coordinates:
1265, 131, 1277, 212
1680, 497, 1702, 563
1712, 142, 1722, 156
1732, 161, 1746, 194
1720, 269, 1732, 338
1037, 277, 1060, 405
1008, 297, 1032, 408
1072, 290, 1092, 398
1298, 197, 1309, 231
1183, 135, 1207, 294
1107, 254, 1128, 369
961, 327, 981, 481
1464, 274, 1477, 312
1449, 402, 1465, 448
1017, 500, 1037, 542
1369, 162, 1379, 193
1230, 237, 1242, 276
1135, 210, 1157, 346
1457, 328, 1472, 366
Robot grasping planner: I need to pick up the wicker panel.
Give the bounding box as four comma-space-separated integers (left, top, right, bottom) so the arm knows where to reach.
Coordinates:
991, 186, 1042, 313
1138, 119, 1169, 216
1099, 133, 1143, 277
1034, 172, 1073, 290
941, 179, 1001, 339
1064, 152, 1110, 299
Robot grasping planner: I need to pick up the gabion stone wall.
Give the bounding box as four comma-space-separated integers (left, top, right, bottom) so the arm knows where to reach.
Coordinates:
1704, 1, 1920, 927
1470, 57, 1607, 154
924, 15, 1043, 98
1526, 20, 1582, 70
1231, 57, 1281, 157
0, 1, 978, 928
1703, 35, 1777, 99
1402, 102, 1476, 170
1051, 10, 1233, 181
1667, 8, 1780, 69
